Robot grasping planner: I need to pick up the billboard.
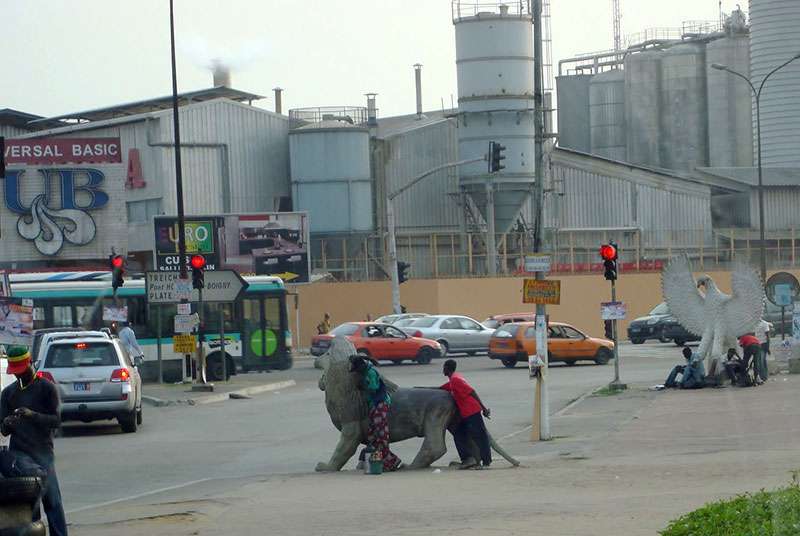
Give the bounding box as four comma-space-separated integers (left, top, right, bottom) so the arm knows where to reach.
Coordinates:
153, 213, 310, 283
0, 299, 34, 346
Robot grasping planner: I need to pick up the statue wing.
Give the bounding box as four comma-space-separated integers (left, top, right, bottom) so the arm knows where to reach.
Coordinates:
661, 255, 706, 336
721, 261, 765, 337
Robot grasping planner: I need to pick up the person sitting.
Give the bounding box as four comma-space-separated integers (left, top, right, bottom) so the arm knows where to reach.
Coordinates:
665, 347, 706, 389
723, 348, 750, 387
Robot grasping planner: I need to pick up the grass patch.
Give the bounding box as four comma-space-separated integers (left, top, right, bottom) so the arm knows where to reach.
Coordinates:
661, 472, 800, 536
592, 386, 622, 397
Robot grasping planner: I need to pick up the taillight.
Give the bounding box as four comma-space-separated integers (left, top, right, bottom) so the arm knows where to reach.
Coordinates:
36, 371, 55, 383
110, 368, 130, 383
413, 331, 423, 338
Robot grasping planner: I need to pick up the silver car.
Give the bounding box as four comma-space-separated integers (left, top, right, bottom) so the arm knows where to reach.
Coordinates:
404, 315, 494, 357
375, 313, 429, 325
37, 331, 143, 433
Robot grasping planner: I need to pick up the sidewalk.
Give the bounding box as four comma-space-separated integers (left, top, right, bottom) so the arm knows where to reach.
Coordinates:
72, 374, 800, 535
141, 373, 296, 406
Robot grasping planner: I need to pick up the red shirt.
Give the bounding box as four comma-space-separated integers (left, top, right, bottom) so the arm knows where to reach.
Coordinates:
440, 372, 481, 418
739, 334, 760, 348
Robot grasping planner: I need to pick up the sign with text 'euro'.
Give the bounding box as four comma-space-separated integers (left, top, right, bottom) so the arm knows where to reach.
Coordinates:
523, 279, 560, 305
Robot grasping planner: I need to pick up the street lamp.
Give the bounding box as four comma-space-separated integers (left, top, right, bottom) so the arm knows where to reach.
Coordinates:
711, 53, 800, 283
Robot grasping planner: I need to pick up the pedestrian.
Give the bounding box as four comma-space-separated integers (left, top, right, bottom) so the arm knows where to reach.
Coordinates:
738, 333, 763, 384
723, 348, 749, 386
118, 322, 144, 364
317, 313, 331, 335
440, 359, 492, 469
349, 355, 403, 472
664, 347, 706, 389
0, 346, 68, 536
755, 319, 772, 358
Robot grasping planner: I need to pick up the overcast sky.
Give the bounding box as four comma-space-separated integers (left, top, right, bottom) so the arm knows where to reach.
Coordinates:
3, 0, 741, 119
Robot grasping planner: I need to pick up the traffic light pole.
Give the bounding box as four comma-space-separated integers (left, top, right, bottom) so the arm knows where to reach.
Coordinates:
610, 279, 623, 389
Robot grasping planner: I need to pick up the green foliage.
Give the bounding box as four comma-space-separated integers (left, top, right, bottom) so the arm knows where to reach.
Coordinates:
661, 475, 800, 536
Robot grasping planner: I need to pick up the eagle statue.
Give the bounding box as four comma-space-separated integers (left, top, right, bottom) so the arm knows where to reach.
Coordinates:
661, 255, 765, 364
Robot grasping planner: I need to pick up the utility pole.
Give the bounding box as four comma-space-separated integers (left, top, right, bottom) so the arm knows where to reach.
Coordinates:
532, 0, 550, 441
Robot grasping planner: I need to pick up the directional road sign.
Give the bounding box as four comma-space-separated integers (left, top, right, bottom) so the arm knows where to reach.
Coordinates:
146, 270, 249, 304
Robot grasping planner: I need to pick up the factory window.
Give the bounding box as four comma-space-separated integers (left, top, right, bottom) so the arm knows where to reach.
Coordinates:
127, 199, 163, 224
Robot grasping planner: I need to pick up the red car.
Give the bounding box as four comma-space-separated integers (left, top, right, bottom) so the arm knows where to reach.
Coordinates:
311, 322, 442, 365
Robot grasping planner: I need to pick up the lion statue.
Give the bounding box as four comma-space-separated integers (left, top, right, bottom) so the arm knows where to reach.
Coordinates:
316, 337, 519, 471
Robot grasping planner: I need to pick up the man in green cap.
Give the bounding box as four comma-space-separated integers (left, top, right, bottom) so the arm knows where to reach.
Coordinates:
1, 346, 67, 536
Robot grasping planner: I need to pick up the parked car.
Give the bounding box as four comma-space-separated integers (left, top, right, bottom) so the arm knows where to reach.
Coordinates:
374, 313, 429, 325
311, 322, 441, 364
402, 315, 494, 357
483, 313, 537, 330
627, 302, 672, 344
661, 316, 701, 347
36, 331, 143, 433
488, 321, 614, 368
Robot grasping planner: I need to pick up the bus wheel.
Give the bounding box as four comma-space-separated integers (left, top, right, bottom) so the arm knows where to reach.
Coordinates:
273, 353, 293, 371
206, 353, 232, 381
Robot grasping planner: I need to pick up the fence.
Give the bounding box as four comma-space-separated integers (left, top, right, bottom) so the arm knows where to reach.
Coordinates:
311, 228, 800, 282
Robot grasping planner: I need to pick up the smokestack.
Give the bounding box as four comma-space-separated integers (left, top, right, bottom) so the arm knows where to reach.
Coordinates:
273, 87, 283, 114
211, 59, 231, 87
414, 64, 423, 120
365, 93, 378, 127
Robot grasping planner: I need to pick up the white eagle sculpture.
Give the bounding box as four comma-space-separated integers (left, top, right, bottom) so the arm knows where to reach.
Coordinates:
661, 255, 765, 365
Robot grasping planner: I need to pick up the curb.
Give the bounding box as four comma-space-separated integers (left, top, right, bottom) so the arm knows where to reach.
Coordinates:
142, 379, 297, 407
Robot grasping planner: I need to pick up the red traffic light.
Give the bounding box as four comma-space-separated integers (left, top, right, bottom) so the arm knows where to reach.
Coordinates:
190, 255, 206, 270
111, 255, 124, 269
599, 244, 617, 261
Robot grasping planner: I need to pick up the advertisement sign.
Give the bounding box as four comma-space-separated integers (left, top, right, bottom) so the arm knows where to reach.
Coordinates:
102, 305, 128, 322
2, 138, 122, 165
766, 272, 800, 307
153, 213, 310, 282
0, 299, 34, 345
174, 314, 198, 334
601, 302, 627, 320
522, 279, 561, 305
172, 334, 196, 354
524, 254, 551, 273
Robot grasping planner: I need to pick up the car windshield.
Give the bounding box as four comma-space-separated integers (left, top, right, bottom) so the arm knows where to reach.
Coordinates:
330, 323, 359, 336
394, 318, 417, 327
493, 324, 519, 338
649, 303, 669, 316
483, 319, 500, 329
45, 342, 118, 368
409, 317, 438, 328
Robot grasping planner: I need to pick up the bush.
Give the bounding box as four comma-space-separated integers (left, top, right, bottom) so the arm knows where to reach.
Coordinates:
661, 477, 800, 536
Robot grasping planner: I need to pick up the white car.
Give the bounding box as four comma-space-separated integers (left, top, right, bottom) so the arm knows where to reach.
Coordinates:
403, 315, 494, 357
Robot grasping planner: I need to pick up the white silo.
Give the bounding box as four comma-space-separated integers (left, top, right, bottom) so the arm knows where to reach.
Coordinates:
589, 69, 627, 161
749, 0, 800, 167
453, 2, 536, 268
625, 50, 662, 168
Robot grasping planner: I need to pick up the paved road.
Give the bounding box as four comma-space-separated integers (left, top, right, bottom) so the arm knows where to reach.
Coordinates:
56, 342, 681, 514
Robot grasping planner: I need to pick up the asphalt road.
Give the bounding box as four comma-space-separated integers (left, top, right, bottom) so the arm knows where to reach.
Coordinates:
56, 342, 682, 514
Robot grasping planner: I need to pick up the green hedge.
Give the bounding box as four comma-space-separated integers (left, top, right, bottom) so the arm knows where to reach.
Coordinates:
661, 484, 800, 536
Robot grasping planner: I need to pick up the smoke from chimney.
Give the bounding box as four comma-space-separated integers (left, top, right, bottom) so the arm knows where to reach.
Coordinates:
211, 59, 231, 87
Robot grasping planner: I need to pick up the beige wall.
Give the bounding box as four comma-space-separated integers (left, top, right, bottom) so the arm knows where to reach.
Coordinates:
287, 269, 800, 349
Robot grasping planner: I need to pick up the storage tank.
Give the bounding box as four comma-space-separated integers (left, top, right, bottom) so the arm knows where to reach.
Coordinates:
706, 34, 753, 167
453, 2, 536, 237
659, 43, 709, 171
289, 108, 373, 233
625, 50, 662, 167
750, 0, 800, 167
556, 74, 592, 153
589, 69, 627, 161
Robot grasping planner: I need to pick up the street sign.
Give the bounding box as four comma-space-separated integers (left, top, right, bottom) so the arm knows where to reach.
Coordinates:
524, 254, 551, 273
174, 314, 198, 334
601, 301, 627, 320
173, 334, 196, 354
522, 279, 561, 305
177, 302, 192, 315
102, 305, 128, 322
146, 270, 249, 304
175, 278, 192, 301
766, 272, 800, 307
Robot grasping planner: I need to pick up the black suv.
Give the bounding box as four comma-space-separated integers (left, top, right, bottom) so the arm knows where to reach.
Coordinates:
661, 316, 701, 347
627, 303, 672, 344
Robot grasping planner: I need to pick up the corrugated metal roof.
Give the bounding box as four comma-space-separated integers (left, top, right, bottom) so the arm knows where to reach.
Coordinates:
0, 108, 63, 130
376, 109, 457, 139
696, 167, 800, 188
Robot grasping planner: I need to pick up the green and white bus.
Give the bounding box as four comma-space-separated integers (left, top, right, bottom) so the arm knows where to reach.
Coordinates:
9, 272, 293, 382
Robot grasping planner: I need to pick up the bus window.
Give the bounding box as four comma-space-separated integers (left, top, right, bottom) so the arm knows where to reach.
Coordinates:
202, 302, 237, 333
75, 304, 97, 328
52, 306, 73, 327
264, 297, 280, 330
146, 303, 176, 340
33, 307, 46, 330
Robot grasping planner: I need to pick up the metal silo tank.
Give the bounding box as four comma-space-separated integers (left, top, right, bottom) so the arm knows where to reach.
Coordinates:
750, 0, 800, 167
453, 3, 536, 236
706, 35, 753, 167
625, 50, 662, 167
589, 69, 627, 161
659, 43, 709, 171
556, 74, 593, 153
289, 119, 373, 234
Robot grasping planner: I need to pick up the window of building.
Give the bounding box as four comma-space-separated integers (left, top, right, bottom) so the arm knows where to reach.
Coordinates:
127, 199, 163, 224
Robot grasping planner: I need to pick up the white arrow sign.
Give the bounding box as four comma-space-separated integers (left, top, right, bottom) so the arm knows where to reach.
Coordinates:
146, 270, 249, 304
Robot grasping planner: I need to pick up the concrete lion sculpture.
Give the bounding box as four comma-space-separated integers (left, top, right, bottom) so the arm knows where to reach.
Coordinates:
316, 337, 519, 471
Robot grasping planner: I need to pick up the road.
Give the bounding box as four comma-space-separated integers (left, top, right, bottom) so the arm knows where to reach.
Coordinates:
56, 342, 681, 515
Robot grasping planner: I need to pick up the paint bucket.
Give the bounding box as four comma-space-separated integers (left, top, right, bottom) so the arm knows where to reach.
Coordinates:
367, 451, 383, 475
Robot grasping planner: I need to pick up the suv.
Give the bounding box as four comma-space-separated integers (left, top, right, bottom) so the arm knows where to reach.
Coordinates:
37, 331, 143, 433
627, 303, 672, 344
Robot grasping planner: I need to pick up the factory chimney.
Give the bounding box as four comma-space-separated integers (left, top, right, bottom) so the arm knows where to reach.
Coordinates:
414, 64, 423, 120
273, 87, 283, 114
365, 93, 378, 126
211, 59, 231, 87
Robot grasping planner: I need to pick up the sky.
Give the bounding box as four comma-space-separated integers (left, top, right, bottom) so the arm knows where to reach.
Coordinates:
2, 0, 742, 119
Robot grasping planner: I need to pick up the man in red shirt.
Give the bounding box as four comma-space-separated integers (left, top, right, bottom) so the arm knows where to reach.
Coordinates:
440, 359, 492, 469
738, 333, 763, 384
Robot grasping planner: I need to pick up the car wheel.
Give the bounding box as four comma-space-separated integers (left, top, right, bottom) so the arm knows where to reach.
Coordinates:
631, 338, 645, 345
416, 347, 435, 365
594, 348, 612, 365
566, 360, 577, 366
119, 411, 138, 433
137, 408, 143, 426
437, 341, 449, 358
673, 338, 686, 347
501, 357, 517, 368
659, 334, 671, 343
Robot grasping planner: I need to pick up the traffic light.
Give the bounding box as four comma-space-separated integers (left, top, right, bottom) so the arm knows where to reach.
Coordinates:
397, 261, 410, 284
190, 254, 206, 289
110, 255, 125, 291
599, 242, 618, 281
488, 141, 506, 173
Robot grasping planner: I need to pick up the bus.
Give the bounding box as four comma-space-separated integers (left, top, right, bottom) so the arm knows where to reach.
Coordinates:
9, 272, 293, 382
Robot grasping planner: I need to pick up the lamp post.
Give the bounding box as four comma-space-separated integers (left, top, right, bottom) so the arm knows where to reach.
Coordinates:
711, 53, 800, 283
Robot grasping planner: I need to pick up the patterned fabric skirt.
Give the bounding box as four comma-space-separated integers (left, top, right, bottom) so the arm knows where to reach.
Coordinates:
368, 401, 402, 471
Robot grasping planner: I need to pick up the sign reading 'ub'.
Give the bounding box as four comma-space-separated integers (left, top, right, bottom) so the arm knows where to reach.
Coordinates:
2, 138, 121, 256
